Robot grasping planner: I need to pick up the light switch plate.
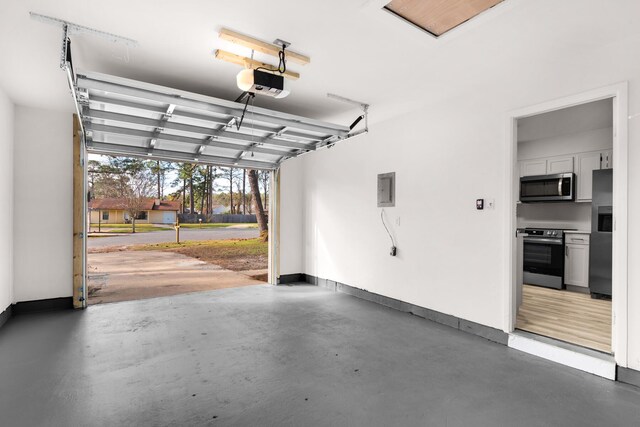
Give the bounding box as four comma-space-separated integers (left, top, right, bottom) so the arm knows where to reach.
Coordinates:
377, 172, 395, 207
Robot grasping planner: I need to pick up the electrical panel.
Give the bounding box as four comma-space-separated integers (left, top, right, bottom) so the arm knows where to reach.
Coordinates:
377, 172, 395, 207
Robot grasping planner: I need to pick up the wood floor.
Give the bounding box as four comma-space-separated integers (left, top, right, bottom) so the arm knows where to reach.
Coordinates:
516, 284, 612, 353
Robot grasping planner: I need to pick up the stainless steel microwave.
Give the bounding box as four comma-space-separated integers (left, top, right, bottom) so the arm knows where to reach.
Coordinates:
520, 173, 575, 202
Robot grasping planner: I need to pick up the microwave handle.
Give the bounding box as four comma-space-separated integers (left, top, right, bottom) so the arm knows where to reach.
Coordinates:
558, 178, 562, 196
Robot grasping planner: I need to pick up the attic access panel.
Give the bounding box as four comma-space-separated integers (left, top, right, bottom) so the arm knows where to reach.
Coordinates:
385, 0, 504, 37
76, 72, 350, 170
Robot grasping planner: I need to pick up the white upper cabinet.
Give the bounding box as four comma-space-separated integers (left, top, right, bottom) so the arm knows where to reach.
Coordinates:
576, 150, 613, 201
547, 156, 574, 174
520, 156, 573, 177
520, 149, 611, 201
577, 152, 601, 201
520, 159, 547, 177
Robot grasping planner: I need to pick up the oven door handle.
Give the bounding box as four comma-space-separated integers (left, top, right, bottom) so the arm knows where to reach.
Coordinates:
523, 238, 563, 245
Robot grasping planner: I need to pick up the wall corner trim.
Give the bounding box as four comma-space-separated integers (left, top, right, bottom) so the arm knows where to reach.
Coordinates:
305, 274, 508, 346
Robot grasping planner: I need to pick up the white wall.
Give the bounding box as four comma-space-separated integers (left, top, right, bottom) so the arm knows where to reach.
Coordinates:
0, 88, 14, 312
279, 7, 640, 371
516, 203, 591, 231
297, 105, 507, 329
13, 107, 73, 302
517, 98, 612, 144
518, 127, 613, 161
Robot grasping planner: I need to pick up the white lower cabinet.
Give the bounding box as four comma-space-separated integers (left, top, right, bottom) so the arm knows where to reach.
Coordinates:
564, 234, 590, 288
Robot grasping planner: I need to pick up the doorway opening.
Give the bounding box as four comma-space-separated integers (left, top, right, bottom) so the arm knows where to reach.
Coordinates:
515, 99, 613, 353
86, 154, 273, 305
505, 83, 628, 368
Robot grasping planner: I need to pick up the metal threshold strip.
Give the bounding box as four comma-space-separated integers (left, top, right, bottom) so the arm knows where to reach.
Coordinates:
75, 72, 353, 170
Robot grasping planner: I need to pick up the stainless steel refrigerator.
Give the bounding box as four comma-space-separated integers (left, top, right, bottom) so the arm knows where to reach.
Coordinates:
589, 168, 613, 297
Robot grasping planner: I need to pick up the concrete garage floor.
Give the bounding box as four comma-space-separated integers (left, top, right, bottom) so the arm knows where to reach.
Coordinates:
0, 286, 638, 426
88, 250, 265, 304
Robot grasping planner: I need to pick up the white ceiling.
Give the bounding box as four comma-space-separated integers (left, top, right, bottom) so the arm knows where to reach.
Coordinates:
1, 0, 639, 127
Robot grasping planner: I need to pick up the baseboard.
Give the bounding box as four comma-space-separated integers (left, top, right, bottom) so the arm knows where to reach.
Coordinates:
0, 305, 11, 329
305, 274, 508, 346
617, 366, 640, 389
12, 297, 74, 315
0, 297, 74, 331
277, 273, 307, 285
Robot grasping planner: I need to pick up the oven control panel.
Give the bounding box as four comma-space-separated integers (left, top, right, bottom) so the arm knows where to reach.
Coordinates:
525, 229, 562, 237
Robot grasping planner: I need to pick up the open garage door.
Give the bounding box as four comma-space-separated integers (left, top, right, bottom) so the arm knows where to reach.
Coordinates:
75, 72, 351, 170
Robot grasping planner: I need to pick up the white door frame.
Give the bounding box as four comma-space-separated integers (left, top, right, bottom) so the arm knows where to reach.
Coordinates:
503, 82, 629, 367
268, 169, 280, 285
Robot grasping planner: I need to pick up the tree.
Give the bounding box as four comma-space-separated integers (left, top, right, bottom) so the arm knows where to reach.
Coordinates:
259, 170, 269, 208
123, 171, 155, 233
248, 169, 268, 239
173, 163, 197, 213
147, 160, 174, 199
242, 169, 246, 214
222, 167, 245, 214
228, 167, 234, 214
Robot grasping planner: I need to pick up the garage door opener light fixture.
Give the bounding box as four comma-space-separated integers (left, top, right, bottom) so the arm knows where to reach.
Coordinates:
216, 29, 307, 99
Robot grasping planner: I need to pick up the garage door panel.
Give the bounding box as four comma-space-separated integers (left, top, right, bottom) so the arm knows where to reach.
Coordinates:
77, 71, 351, 170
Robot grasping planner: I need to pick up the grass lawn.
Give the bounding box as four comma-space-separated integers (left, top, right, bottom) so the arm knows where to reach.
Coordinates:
90, 223, 173, 233
133, 238, 268, 271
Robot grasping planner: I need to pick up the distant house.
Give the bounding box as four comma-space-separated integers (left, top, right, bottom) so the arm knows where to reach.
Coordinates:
89, 198, 181, 224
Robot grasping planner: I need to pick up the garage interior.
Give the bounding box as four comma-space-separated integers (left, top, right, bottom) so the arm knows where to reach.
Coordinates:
2, 1, 640, 426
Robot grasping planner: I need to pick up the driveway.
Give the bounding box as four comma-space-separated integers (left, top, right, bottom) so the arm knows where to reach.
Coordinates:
88, 227, 260, 249
88, 250, 265, 305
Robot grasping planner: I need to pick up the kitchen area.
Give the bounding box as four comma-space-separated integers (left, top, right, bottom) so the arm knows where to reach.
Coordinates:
515, 99, 613, 353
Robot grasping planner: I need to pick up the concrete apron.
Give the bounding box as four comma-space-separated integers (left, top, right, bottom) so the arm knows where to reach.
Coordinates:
88, 250, 265, 304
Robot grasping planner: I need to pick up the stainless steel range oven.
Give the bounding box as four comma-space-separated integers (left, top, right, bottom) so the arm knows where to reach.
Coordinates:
523, 228, 565, 289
